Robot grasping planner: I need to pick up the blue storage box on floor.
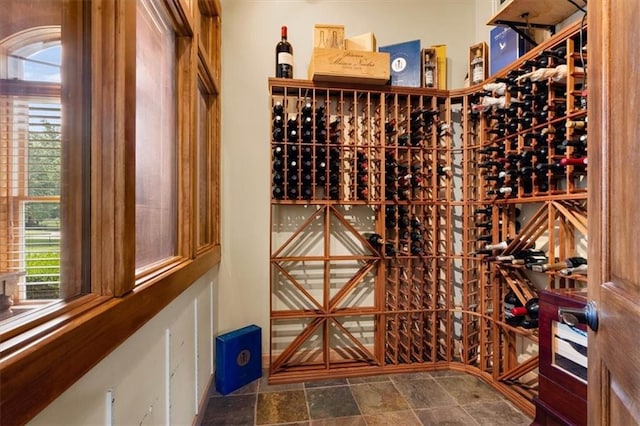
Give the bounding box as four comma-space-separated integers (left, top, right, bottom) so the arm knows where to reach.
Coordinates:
215, 324, 262, 395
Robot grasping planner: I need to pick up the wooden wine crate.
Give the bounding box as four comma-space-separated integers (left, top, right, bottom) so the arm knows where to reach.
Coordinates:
468, 41, 489, 86
345, 32, 377, 51
314, 24, 345, 49
308, 48, 390, 85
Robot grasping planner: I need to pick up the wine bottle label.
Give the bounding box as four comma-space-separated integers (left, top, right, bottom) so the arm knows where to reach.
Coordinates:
473, 68, 483, 84
425, 70, 434, 86
278, 52, 293, 66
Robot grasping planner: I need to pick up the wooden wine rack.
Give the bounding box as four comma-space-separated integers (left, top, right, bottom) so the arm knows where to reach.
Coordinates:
269, 20, 588, 417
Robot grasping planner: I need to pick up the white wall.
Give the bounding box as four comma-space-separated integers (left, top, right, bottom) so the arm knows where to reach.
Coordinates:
218, 0, 498, 352
29, 269, 217, 426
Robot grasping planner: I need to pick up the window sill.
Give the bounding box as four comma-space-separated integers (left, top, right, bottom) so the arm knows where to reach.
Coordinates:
0, 245, 220, 425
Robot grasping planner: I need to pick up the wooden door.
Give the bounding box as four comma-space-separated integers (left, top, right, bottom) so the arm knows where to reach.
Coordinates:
588, 1, 640, 424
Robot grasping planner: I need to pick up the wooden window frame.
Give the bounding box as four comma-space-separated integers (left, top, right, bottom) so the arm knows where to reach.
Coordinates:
0, 0, 221, 424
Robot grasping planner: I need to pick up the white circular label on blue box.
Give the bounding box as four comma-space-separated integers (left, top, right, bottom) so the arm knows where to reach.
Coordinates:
391, 57, 407, 72
237, 349, 251, 366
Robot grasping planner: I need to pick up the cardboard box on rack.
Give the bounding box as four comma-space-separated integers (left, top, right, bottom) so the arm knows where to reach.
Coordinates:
431, 44, 447, 89
379, 39, 421, 87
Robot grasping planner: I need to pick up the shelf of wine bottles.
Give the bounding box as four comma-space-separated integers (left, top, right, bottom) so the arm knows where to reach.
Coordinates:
270, 85, 451, 204
467, 31, 588, 203
269, 20, 589, 417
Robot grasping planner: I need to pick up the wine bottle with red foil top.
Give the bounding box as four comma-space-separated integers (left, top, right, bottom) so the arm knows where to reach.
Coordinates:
275, 26, 293, 78
504, 291, 524, 326
511, 298, 539, 319
511, 297, 539, 328
560, 157, 587, 166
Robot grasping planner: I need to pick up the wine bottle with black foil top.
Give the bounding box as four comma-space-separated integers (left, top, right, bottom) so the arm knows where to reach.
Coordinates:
275, 26, 293, 78
528, 256, 587, 272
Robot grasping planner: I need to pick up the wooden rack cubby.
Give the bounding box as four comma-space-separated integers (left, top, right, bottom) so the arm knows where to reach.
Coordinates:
269, 20, 587, 417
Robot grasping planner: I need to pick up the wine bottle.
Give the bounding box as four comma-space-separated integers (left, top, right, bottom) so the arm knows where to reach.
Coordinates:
504, 291, 524, 326
275, 26, 293, 78
366, 233, 384, 246
357, 186, 369, 200
511, 297, 539, 319
288, 159, 299, 173
423, 51, 436, 87
272, 185, 284, 199
272, 171, 284, 185
512, 253, 547, 266
484, 239, 512, 251
559, 264, 588, 276
287, 171, 299, 186
385, 215, 397, 229
475, 207, 492, 216
560, 157, 587, 166
301, 171, 313, 185
287, 127, 299, 142
273, 115, 285, 128
328, 185, 340, 200
273, 101, 284, 116
329, 172, 340, 185
300, 145, 313, 158
478, 146, 505, 155
300, 101, 313, 116
272, 127, 284, 142
471, 48, 485, 85
437, 166, 451, 176
529, 256, 587, 272
478, 160, 503, 169
490, 248, 545, 263
535, 163, 564, 174
385, 243, 396, 257
521, 318, 539, 329
272, 158, 284, 172
565, 119, 587, 129
273, 145, 284, 157
301, 186, 313, 199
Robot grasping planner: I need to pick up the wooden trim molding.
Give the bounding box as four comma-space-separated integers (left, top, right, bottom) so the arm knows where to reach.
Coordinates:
0, 248, 219, 426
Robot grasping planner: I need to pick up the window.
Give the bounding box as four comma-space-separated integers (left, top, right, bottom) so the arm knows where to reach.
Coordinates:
0, 0, 221, 423
0, 14, 83, 317
135, 0, 178, 272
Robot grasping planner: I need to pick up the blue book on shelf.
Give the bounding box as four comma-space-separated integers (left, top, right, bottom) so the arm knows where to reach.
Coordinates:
379, 39, 421, 87
215, 324, 262, 395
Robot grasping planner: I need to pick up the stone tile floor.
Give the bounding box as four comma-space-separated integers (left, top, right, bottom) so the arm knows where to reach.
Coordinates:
196, 370, 532, 425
